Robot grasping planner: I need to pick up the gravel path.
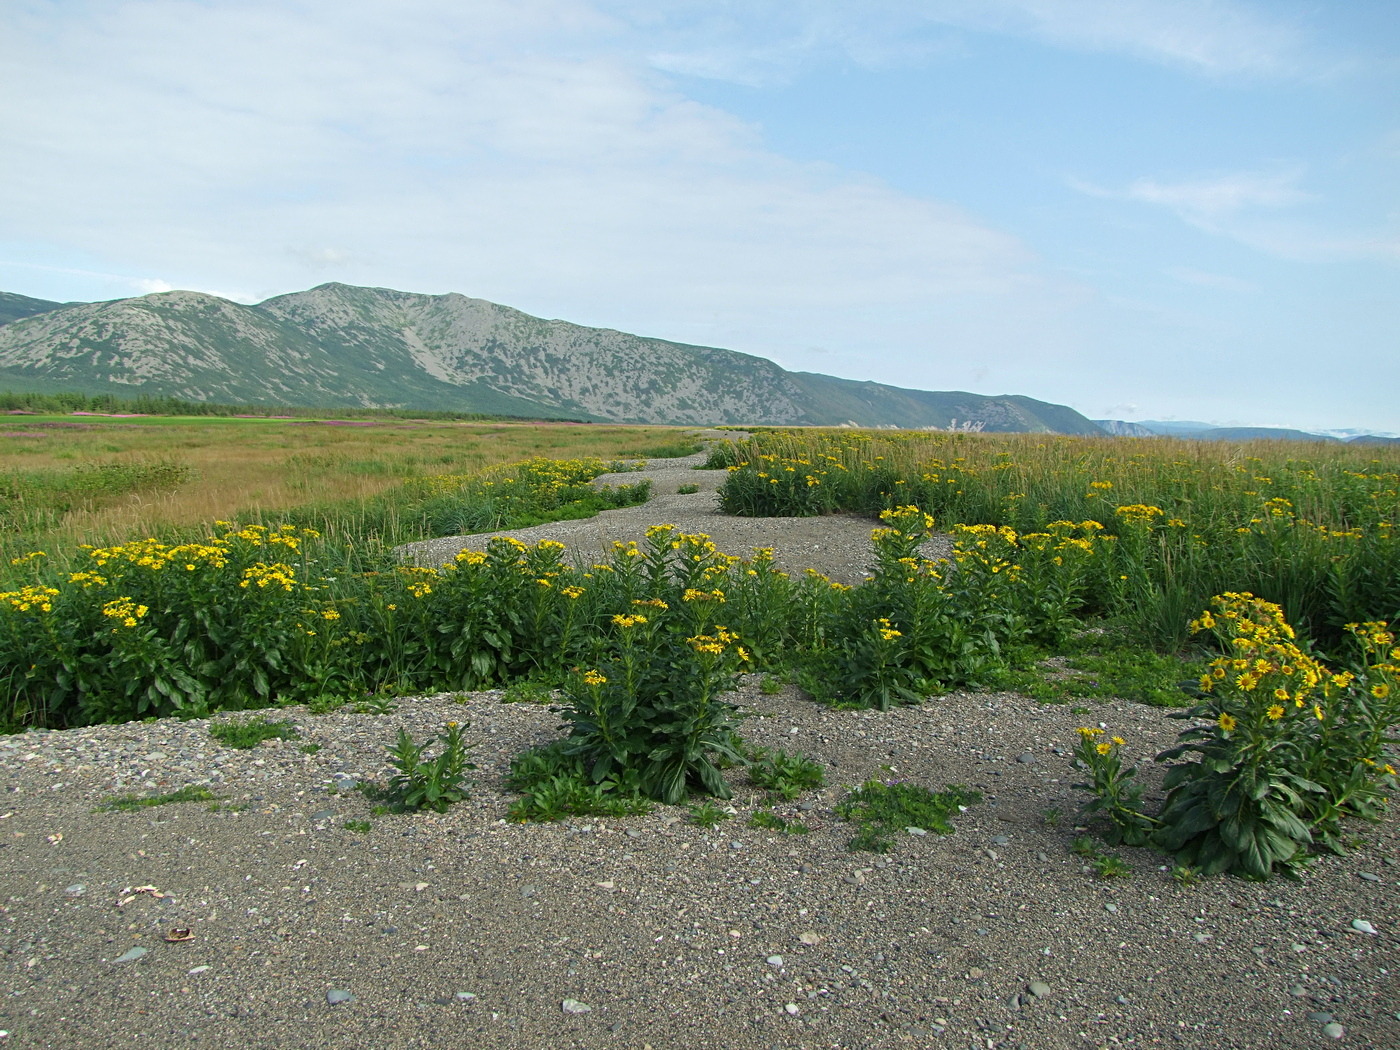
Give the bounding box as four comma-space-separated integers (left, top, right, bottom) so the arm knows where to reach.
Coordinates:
1, 440, 1396, 1050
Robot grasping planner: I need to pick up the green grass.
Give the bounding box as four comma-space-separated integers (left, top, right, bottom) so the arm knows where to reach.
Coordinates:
992, 632, 1205, 708
95, 785, 220, 812
208, 716, 300, 749
836, 780, 980, 852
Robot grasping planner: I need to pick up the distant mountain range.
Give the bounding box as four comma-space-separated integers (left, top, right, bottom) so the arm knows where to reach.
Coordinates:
1094, 418, 1399, 445
0, 283, 1103, 432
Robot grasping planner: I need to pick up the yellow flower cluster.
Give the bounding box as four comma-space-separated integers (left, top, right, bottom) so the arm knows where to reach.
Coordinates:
102, 596, 149, 629
239, 562, 298, 592
1, 584, 60, 613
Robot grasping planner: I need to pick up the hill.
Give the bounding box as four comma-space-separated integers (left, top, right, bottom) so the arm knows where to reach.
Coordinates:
0, 282, 1103, 432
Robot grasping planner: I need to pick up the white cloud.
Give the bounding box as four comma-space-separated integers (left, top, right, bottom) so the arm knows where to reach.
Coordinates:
604, 0, 1318, 85
135, 278, 174, 294
1124, 171, 1311, 221
1165, 267, 1257, 293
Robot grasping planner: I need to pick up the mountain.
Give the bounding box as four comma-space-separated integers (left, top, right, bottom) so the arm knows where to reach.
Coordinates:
0, 282, 1104, 432
0, 291, 70, 326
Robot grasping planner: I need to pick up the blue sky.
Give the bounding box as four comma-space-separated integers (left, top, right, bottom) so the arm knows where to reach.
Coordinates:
2, 0, 1396, 432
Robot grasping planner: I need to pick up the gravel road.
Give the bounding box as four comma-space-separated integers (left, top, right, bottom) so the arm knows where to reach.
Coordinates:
2, 439, 1395, 1050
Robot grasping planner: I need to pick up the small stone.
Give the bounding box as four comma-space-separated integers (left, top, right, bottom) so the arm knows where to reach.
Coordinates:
626, 829, 642, 838
1358, 872, 1381, 882
730, 841, 744, 850
1028, 981, 1051, 999
1322, 1022, 1345, 1039
797, 802, 815, 812
561, 999, 592, 1014
64, 884, 86, 897
1007, 994, 1022, 1009
905, 826, 928, 836
188, 966, 210, 975
799, 931, 822, 945
1291, 942, 1308, 953
326, 989, 354, 1005
519, 885, 537, 899
1350, 919, 1378, 935
992, 835, 1010, 845
784, 1003, 800, 1016
767, 955, 784, 967
1193, 933, 1212, 943
310, 809, 334, 821
113, 947, 148, 963
1289, 984, 1308, 997
455, 992, 476, 1001
1115, 995, 1129, 1006
1307, 1012, 1334, 1023
1104, 903, 1118, 914
1017, 753, 1035, 764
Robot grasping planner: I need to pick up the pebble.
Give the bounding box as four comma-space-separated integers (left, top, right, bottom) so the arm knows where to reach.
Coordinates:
766, 956, 784, 967
113, 947, 148, 963
1350, 919, 1377, 935
905, 826, 927, 836
1358, 872, 1381, 882
561, 999, 592, 1014
1289, 984, 1308, 997
1027, 981, 1051, 999
784, 1004, 801, 1016
1322, 1022, 1345, 1039
326, 989, 354, 1005
1307, 1012, 1333, 1023
992, 835, 1010, 845
455, 992, 476, 1001
1017, 753, 1035, 764
64, 884, 86, 897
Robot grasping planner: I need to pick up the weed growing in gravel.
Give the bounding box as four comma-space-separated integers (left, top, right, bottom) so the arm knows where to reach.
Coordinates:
351, 695, 398, 715
758, 675, 785, 696
1090, 853, 1133, 879
208, 715, 300, 749
1041, 806, 1062, 828
386, 721, 475, 813
688, 801, 731, 828
96, 785, 219, 812
749, 809, 809, 834
343, 819, 372, 834
747, 747, 825, 800
836, 779, 980, 852
504, 739, 654, 822
1171, 864, 1203, 887
500, 679, 556, 704
676, 484, 701, 495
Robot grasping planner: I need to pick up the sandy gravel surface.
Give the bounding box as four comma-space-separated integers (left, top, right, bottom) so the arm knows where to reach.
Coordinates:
2, 442, 1396, 1050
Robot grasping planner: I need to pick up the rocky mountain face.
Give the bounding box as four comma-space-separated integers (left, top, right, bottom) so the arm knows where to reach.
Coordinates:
0, 282, 1105, 432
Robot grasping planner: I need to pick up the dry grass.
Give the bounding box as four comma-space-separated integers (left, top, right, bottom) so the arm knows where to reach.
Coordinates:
0, 416, 693, 555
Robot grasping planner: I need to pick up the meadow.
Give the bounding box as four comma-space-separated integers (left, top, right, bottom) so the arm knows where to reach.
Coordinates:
1, 419, 1396, 878
0, 413, 692, 561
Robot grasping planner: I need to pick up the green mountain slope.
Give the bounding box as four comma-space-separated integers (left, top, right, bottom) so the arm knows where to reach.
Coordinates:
0, 291, 70, 326
0, 282, 1105, 432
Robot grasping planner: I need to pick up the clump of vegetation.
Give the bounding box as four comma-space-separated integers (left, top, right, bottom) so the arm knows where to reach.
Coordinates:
688, 801, 731, 828
835, 779, 980, 853
95, 785, 220, 812
676, 483, 701, 495
500, 679, 556, 704
385, 721, 476, 813
208, 715, 300, 749
1074, 596, 1398, 879
747, 747, 824, 800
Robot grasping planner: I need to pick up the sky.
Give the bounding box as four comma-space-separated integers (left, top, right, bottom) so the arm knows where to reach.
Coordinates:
2, 1, 1397, 433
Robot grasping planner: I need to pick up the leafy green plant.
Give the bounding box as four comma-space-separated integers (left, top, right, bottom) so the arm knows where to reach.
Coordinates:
505, 739, 653, 822
1078, 596, 1400, 879
299, 743, 321, 754
1090, 853, 1133, 879
748, 747, 825, 800
95, 785, 219, 812
835, 779, 980, 853
688, 801, 732, 828
1041, 806, 1062, 828
1171, 864, 1202, 886
386, 721, 476, 813
676, 484, 701, 495
343, 819, 372, 833
209, 715, 300, 749
748, 809, 809, 834
758, 674, 785, 696
1071, 729, 1155, 846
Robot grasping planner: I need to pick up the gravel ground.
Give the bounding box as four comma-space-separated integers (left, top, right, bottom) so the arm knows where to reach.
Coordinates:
2, 441, 1396, 1050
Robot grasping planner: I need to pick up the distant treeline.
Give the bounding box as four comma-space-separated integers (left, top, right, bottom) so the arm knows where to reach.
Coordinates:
0, 389, 591, 424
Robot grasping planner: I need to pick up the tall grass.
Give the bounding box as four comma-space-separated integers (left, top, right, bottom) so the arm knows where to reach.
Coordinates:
0, 419, 690, 564
712, 430, 1400, 653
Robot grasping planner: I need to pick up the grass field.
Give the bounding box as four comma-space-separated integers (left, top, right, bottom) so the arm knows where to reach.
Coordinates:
0, 413, 695, 560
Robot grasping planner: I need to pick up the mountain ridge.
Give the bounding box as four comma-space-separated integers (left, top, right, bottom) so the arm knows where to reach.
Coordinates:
0, 282, 1103, 432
